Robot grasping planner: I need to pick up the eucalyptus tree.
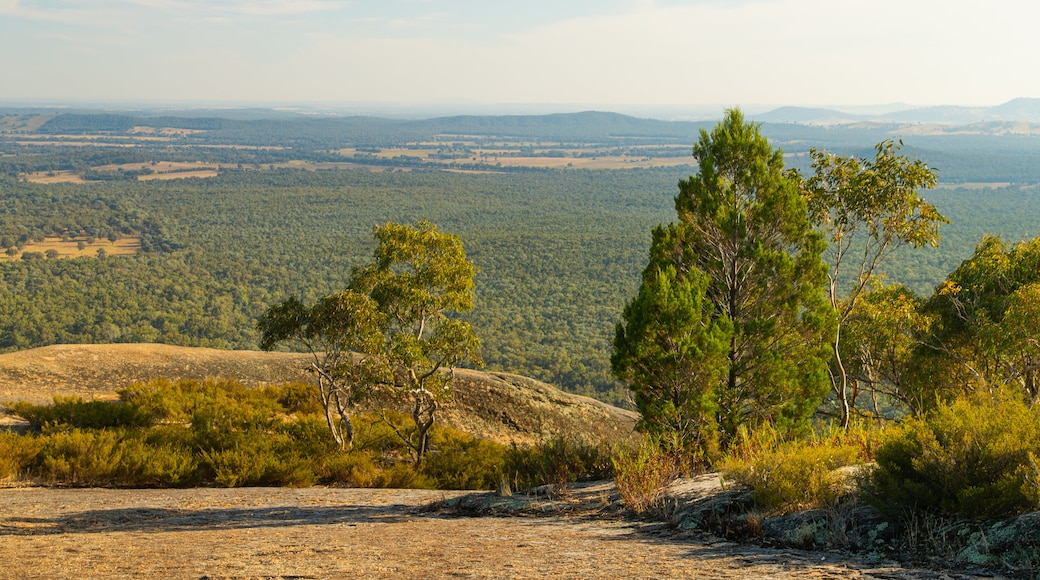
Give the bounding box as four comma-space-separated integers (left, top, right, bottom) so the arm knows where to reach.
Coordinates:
803, 140, 946, 426
349, 221, 482, 462
257, 291, 386, 448
258, 221, 481, 462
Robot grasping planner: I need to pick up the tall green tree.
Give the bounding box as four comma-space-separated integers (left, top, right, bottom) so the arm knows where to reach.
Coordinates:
914, 235, 1040, 408
259, 221, 481, 462
615, 109, 833, 450
612, 256, 730, 456
350, 221, 483, 462
803, 140, 946, 427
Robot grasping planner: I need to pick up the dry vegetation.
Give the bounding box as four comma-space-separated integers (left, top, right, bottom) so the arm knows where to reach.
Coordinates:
337, 143, 693, 170
0, 343, 638, 447
0, 236, 141, 261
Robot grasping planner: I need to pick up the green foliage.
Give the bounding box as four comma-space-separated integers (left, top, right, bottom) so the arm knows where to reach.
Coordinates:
201, 435, 316, 488
3, 378, 606, 490
118, 378, 283, 429
869, 390, 1040, 519
840, 283, 932, 415
257, 291, 387, 447
803, 139, 946, 426
419, 428, 510, 490
612, 262, 728, 456
260, 221, 482, 460
915, 234, 1040, 406
351, 220, 483, 462
0, 431, 43, 481
611, 438, 681, 514
719, 423, 875, 512
501, 437, 612, 492
35, 427, 126, 486
616, 109, 833, 453
8, 396, 154, 430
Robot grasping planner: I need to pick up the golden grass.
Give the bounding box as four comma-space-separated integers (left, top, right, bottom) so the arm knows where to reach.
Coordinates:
0, 236, 141, 262
24, 171, 86, 184
138, 170, 219, 181
336, 146, 692, 170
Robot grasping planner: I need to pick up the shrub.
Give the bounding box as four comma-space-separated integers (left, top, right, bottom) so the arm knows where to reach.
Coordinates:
111, 436, 199, 487
119, 378, 281, 428
0, 432, 42, 481
321, 451, 381, 487
35, 427, 125, 485
720, 441, 861, 511
421, 428, 509, 489
502, 437, 611, 492
719, 422, 875, 512
200, 434, 316, 488
264, 382, 323, 415
8, 397, 153, 430
611, 438, 680, 514
868, 390, 1040, 519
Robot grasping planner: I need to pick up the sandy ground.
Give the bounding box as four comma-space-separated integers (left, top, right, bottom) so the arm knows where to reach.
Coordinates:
0, 486, 984, 579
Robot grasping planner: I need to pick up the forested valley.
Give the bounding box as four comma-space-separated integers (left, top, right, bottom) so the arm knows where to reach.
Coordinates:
2, 110, 1040, 405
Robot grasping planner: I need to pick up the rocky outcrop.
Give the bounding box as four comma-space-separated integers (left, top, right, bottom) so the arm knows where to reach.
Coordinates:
0, 344, 637, 446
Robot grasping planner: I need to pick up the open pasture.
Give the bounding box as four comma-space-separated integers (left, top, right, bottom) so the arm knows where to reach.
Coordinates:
0, 236, 141, 261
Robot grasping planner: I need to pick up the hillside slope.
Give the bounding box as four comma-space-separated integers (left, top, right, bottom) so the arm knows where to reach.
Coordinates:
0, 344, 637, 446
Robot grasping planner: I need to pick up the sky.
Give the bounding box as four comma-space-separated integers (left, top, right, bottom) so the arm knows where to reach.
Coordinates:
1, 0, 1039, 114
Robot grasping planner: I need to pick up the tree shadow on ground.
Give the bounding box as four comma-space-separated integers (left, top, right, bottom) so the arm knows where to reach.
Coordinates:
0, 503, 421, 536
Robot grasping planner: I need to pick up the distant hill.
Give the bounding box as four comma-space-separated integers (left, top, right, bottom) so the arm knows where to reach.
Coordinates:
752, 107, 869, 125
32, 110, 709, 145
758, 98, 1040, 125
0, 344, 637, 446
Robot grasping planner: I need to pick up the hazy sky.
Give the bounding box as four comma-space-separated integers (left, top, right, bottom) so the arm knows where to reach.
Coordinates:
2, 0, 1038, 111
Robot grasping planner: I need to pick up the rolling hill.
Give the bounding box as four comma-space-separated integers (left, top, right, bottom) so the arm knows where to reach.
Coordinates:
0, 343, 637, 446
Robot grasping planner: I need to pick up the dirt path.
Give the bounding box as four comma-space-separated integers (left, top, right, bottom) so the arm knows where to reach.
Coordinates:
0, 487, 976, 579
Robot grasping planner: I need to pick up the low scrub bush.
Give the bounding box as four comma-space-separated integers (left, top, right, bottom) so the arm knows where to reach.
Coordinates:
114, 438, 199, 487
868, 390, 1040, 519
1, 379, 629, 492
0, 432, 42, 481
719, 422, 876, 512
612, 438, 680, 514
421, 428, 510, 490
35, 426, 126, 485
502, 436, 612, 492
8, 397, 153, 430
201, 436, 316, 488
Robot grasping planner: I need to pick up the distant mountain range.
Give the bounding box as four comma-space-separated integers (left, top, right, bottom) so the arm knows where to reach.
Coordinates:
754, 98, 1040, 125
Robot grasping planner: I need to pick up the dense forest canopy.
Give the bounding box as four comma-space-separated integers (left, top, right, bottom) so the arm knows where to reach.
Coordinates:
2, 110, 1040, 405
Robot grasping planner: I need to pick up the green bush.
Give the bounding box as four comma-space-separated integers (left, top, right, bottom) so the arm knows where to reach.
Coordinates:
35, 427, 125, 485
321, 451, 381, 486
111, 436, 199, 487
719, 422, 875, 512
421, 428, 510, 489
868, 390, 1040, 519
8, 396, 153, 430
201, 434, 315, 488
0, 379, 628, 492
119, 378, 281, 428
0, 432, 42, 481
264, 382, 324, 415
502, 436, 612, 492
